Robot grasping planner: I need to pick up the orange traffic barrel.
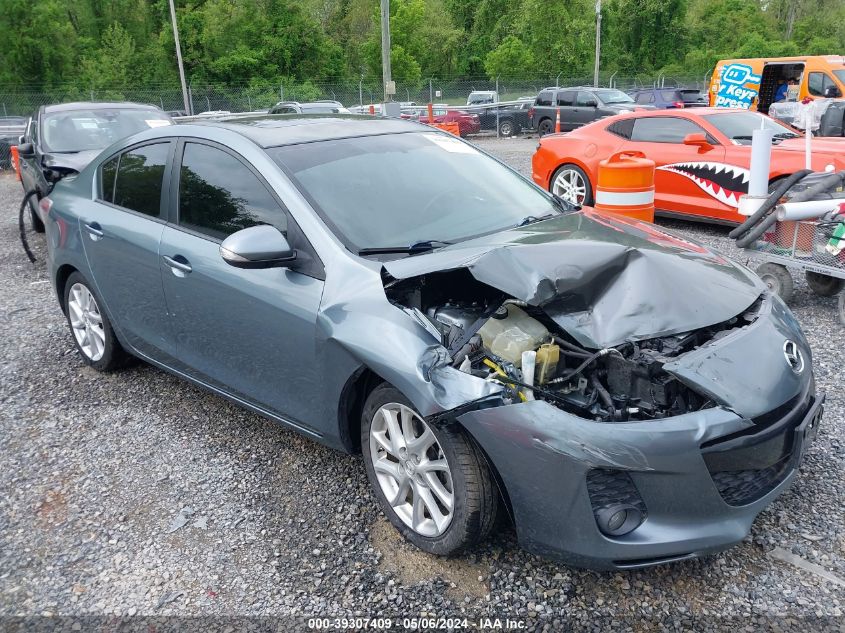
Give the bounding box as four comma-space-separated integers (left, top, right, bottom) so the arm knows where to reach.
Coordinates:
594, 151, 655, 222
10, 145, 21, 181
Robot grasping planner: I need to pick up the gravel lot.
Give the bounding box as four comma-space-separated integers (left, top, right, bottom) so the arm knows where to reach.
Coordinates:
1, 137, 844, 630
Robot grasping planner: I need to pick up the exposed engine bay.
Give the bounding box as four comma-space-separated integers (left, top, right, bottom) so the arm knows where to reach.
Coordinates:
386, 269, 762, 422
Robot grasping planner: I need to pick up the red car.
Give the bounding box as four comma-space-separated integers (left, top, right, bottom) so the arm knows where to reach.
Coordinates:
419, 108, 481, 138
532, 108, 845, 224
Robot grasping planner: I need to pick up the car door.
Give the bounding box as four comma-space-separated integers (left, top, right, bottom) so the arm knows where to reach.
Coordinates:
623, 116, 729, 219
18, 115, 46, 195
574, 91, 600, 126
159, 139, 324, 431
79, 141, 176, 361
555, 90, 578, 130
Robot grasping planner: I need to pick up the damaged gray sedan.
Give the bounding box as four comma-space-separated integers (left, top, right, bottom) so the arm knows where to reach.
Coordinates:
41, 115, 823, 569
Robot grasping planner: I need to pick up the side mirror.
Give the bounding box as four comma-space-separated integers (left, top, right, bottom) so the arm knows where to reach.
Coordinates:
824, 85, 842, 98
683, 132, 713, 151
220, 224, 296, 269
17, 142, 34, 159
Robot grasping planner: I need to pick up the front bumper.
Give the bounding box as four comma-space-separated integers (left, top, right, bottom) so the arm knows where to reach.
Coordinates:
458, 380, 822, 570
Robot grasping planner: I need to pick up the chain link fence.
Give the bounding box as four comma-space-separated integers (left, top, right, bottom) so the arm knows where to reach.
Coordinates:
0, 74, 711, 117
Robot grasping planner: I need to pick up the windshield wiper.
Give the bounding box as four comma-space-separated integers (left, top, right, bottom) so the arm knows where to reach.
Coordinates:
773, 132, 800, 139
358, 239, 452, 256
517, 213, 555, 227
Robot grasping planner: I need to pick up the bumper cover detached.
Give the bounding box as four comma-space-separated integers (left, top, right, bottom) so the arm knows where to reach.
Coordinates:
457, 383, 822, 571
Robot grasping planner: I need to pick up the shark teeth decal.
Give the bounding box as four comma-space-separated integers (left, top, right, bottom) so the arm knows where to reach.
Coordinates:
657, 161, 750, 207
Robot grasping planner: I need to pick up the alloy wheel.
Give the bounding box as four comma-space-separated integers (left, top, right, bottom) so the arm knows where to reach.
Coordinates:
553, 168, 587, 205
67, 282, 106, 361
369, 402, 454, 537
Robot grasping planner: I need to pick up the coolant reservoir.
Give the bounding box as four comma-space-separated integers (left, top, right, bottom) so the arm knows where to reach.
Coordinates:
478, 304, 549, 367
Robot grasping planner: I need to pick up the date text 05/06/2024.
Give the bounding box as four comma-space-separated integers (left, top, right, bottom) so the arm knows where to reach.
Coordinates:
307, 617, 527, 630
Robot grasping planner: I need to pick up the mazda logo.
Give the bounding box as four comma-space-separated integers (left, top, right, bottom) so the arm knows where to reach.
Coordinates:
783, 340, 804, 374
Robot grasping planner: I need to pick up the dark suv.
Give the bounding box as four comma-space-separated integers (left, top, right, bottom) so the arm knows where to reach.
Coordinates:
629, 88, 706, 109
529, 87, 645, 135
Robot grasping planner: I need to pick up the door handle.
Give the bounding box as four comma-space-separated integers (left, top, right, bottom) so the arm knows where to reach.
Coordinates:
162, 255, 192, 276
84, 222, 104, 240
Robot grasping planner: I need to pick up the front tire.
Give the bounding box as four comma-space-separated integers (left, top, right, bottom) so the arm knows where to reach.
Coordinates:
63, 272, 130, 371
498, 118, 515, 137
362, 384, 498, 556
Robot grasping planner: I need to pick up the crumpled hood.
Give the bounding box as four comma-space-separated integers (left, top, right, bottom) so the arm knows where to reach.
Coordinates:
383, 209, 765, 349
43, 150, 101, 173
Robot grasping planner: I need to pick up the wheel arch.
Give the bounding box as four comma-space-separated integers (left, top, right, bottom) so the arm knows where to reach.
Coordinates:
55, 263, 79, 313
337, 366, 386, 454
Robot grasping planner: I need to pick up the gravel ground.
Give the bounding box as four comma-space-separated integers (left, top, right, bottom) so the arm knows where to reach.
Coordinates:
1, 136, 844, 631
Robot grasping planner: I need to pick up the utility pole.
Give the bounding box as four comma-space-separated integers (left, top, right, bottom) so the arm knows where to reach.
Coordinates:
593, 0, 602, 88
168, 0, 190, 115
380, 0, 393, 102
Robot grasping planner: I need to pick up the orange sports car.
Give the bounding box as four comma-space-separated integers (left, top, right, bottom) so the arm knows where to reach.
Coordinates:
532, 108, 845, 224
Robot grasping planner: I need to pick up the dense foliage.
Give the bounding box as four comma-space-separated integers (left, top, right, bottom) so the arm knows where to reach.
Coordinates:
0, 0, 843, 89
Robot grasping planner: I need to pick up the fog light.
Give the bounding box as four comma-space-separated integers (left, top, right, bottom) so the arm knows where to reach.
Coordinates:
596, 504, 643, 537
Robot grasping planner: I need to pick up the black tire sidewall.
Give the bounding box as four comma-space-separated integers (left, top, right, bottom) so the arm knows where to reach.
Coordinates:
805, 271, 844, 297
63, 272, 124, 371
361, 384, 481, 556
538, 119, 552, 136
499, 119, 514, 136
551, 163, 594, 206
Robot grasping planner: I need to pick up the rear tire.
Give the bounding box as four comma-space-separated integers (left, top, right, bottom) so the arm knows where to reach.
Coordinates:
551, 164, 593, 206
498, 118, 515, 137
756, 263, 794, 302
362, 383, 498, 556
538, 118, 554, 136
805, 271, 844, 297
63, 272, 131, 371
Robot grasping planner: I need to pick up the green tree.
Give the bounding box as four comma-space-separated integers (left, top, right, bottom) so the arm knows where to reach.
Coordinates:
79, 23, 137, 94
484, 36, 535, 79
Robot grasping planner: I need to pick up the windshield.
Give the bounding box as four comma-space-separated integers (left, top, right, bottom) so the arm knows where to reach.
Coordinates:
269, 132, 561, 253
596, 89, 634, 104
833, 70, 845, 85
702, 111, 800, 145
42, 109, 171, 152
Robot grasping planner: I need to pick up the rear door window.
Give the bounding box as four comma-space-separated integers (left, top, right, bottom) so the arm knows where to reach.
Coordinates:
557, 91, 576, 106
177, 142, 287, 240
111, 143, 170, 217
636, 92, 654, 104
631, 117, 707, 143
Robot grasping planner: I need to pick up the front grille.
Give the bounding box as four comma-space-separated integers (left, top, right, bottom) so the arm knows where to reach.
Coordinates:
703, 394, 813, 506
709, 455, 793, 506
586, 469, 647, 519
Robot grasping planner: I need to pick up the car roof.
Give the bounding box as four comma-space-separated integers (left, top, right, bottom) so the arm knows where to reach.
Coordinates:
43, 101, 163, 114
186, 114, 425, 147
615, 107, 729, 118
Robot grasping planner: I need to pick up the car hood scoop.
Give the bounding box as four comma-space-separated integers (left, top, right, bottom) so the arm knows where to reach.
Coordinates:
382, 209, 764, 349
